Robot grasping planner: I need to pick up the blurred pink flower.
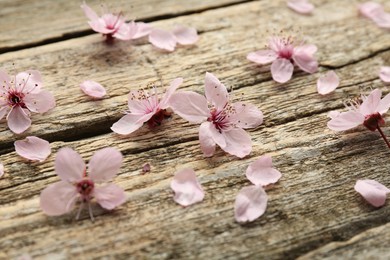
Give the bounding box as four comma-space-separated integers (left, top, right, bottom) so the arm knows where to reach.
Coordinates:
148, 26, 199, 52
287, 0, 314, 14
170, 72, 263, 158
111, 78, 183, 135
247, 36, 318, 83
355, 179, 390, 207
0, 69, 55, 134
171, 168, 204, 206
40, 147, 126, 221
14, 136, 51, 162
359, 2, 390, 29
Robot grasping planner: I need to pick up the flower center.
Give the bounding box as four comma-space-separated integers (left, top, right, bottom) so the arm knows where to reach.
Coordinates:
76, 179, 95, 201
208, 108, 231, 133
8, 91, 26, 108
147, 108, 172, 128
363, 112, 385, 131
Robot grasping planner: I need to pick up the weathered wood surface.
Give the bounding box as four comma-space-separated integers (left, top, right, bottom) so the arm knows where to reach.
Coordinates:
1, 0, 390, 259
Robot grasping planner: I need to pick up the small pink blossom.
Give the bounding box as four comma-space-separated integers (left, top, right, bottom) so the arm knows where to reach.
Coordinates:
40, 147, 126, 220
171, 168, 204, 206
234, 185, 268, 223
287, 0, 314, 14
0, 162, 4, 178
355, 179, 390, 207
148, 26, 199, 52
170, 73, 263, 158
327, 88, 390, 148
246, 155, 282, 186
80, 80, 106, 99
359, 2, 390, 29
14, 136, 51, 162
0, 69, 56, 134
111, 78, 183, 135
317, 70, 340, 95
380, 66, 390, 83
247, 36, 318, 83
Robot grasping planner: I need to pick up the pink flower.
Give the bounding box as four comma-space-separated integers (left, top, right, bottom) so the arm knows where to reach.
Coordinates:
287, 0, 314, 15
81, 2, 139, 41
170, 73, 263, 158
14, 136, 51, 162
148, 26, 199, 52
171, 168, 205, 206
327, 88, 390, 148
247, 36, 318, 83
234, 185, 268, 223
354, 179, 390, 207
359, 2, 390, 29
317, 70, 340, 95
0, 69, 56, 134
380, 66, 390, 83
80, 80, 106, 99
246, 155, 282, 186
111, 78, 183, 135
0, 162, 3, 178
40, 147, 126, 221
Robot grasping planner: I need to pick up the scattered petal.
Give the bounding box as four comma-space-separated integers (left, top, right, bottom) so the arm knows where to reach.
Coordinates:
354, 179, 390, 207
246, 155, 282, 186
0, 162, 4, 178
317, 70, 340, 95
172, 26, 199, 45
359, 2, 383, 20
80, 80, 106, 99
379, 66, 390, 83
148, 29, 177, 51
287, 0, 314, 14
171, 168, 204, 206
14, 136, 51, 162
234, 185, 268, 223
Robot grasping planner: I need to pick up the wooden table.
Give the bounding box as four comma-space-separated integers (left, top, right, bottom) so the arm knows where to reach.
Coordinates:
1, 0, 390, 259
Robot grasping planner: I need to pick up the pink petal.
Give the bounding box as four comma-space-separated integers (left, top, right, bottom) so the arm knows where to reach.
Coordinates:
199, 122, 216, 157
295, 44, 318, 56
111, 113, 153, 135
327, 110, 365, 131
200, 121, 226, 150
317, 71, 340, 95
81, 2, 99, 21
7, 106, 31, 134
377, 92, 390, 114
159, 77, 183, 109
172, 26, 199, 45
327, 110, 340, 119
359, 2, 384, 20
0, 69, 11, 92
204, 72, 229, 111
287, 0, 314, 14
148, 29, 177, 52
14, 136, 51, 162
114, 22, 138, 41
94, 183, 126, 210
354, 179, 390, 207
379, 66, 390, 83
133, 22, 153, 39
169, 91, 210, 123
88, 20, 112, 34
221, 128, 252, 158
55, 148, 85, 182
15, 70, 42, 93
0, 106, 9, 120
88, 147, 123, 182
80, 80, 106, 99
0, 162, 4, 178
246, 155, 282, 186
293, 52, 318, 74
231, 102, 263, 129
373, 12, 390, 28
24, 90, 56, 113
247, 50, 278, 65
40, 181, 78, 216
127, 91, 152, 114
359, 88, 382, 115
234, 185, 268, 223
271, 59, 294, 83
171, 168, 204, 206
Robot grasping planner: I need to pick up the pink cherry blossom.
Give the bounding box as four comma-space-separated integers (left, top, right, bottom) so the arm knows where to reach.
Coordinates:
317, 70, 340, 95
247, 36, 318, 83
111, 78, 183, 135
0, 69, 56, 134
171, 168, 204, 206
327, 88, 390, 148
0, 162, 4, 178
80, 80, 106, 99
40, 147, 126, 220
359, 2, 390, 29
148, 26, 199, 52
287, 0, 314, 14
234, 185, 268, 223
170, 73, 263, 158
380, 66, 390, 83
354, 179, 390, 207
246, 155, 282, 186
14, 136, 51, 162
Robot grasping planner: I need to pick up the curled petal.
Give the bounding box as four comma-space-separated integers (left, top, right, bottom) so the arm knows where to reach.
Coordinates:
94, 184, 126, 210
172, 26, 199, 45
234, 185, 268, 223
204, 72, 229, 110
81, 2, 99, 21
7, 106, 31, 134
231, 102, 263, 129
148, 29, 177, 52
247, 50, 277, 65
159, 77, 183, 109
287, 0, 314, 14
359, 88, 382, 115
327, 110, 365, 131
379, 66, 390, 83
271, 59, 294, 83
14, 136, 51, 162
171, 168, 204, 206
89, 147, 123, 183
40, 181, 78, 216
24, 90, 56, 113
80, 80, 106, 99
355, 179, 390, 207
0, 162, 3, 178
133, 22, 153, 39
199, 122, 216, 157
169, 91, 210, 123
111, 113, 153, 135
55, 147, 85, 182
293, 52, 318, 74
222, 128, 252, 158
317, 71, 340, 95
246, 155, 282, 186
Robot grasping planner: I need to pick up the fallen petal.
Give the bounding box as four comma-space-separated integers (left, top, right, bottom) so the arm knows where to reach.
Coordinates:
0, 162, 4, 178
148, 29, 177, 52
234, 185, 268, 223
379, 66, 390, 83
171, 168, 204, 206
317, 70, 340, 95
14, 136, 51, 162
80, 80, 106, 99
354, 179, 390, 207
172, 26, 199, 45
246, 155, 282, 186
359, 2, 384, 20
287, 0, 314, 14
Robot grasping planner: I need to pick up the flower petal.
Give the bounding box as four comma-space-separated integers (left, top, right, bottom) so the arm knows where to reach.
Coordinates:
295, 44, 318, 56
159, 77, 183, 109
379, 66, 390, 83
133, 22, 153, 39
55, 147, 85, 182
199, 122, 216, 157
247, 50, 277, 65
169, 91, 210, 123
287, 0, 314, 14
0, 106, 9, 121
200, 121, 226, 150
234, 185, 268, 223
40, 181, 78, 216
0, 69, 11, 93
15, 70, 42, 93
373, 12, 390, 28
0, 162, 4, 178
359, 2, 384, 20
317, 70, 340, 95
270, 59, 294, 83
81, 2, 99, 21
148, 29, 177, 52
24, 90, 56, 113
204, 72, 229, 110
171, 168, 204, 206
111, 113, 153, 135
7, 106, 31, 134
88, 147, 123, 182
246, 155, 282, 186
172, 26, 199, 45
359, 88, 382, 115
327, 110, 365, 131
327, 110, 340, 119
94, 183, 126, 210
14, 136, 51, 162
231, 102, 263, 129
293, 52, 318, 74
80, 80, 106, 99
354, 179, 390, 207
221, 128, 252, 158
377, 92, 390, 114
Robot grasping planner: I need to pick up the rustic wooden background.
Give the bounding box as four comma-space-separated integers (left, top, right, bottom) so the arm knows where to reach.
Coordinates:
1, 0, 390, 259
